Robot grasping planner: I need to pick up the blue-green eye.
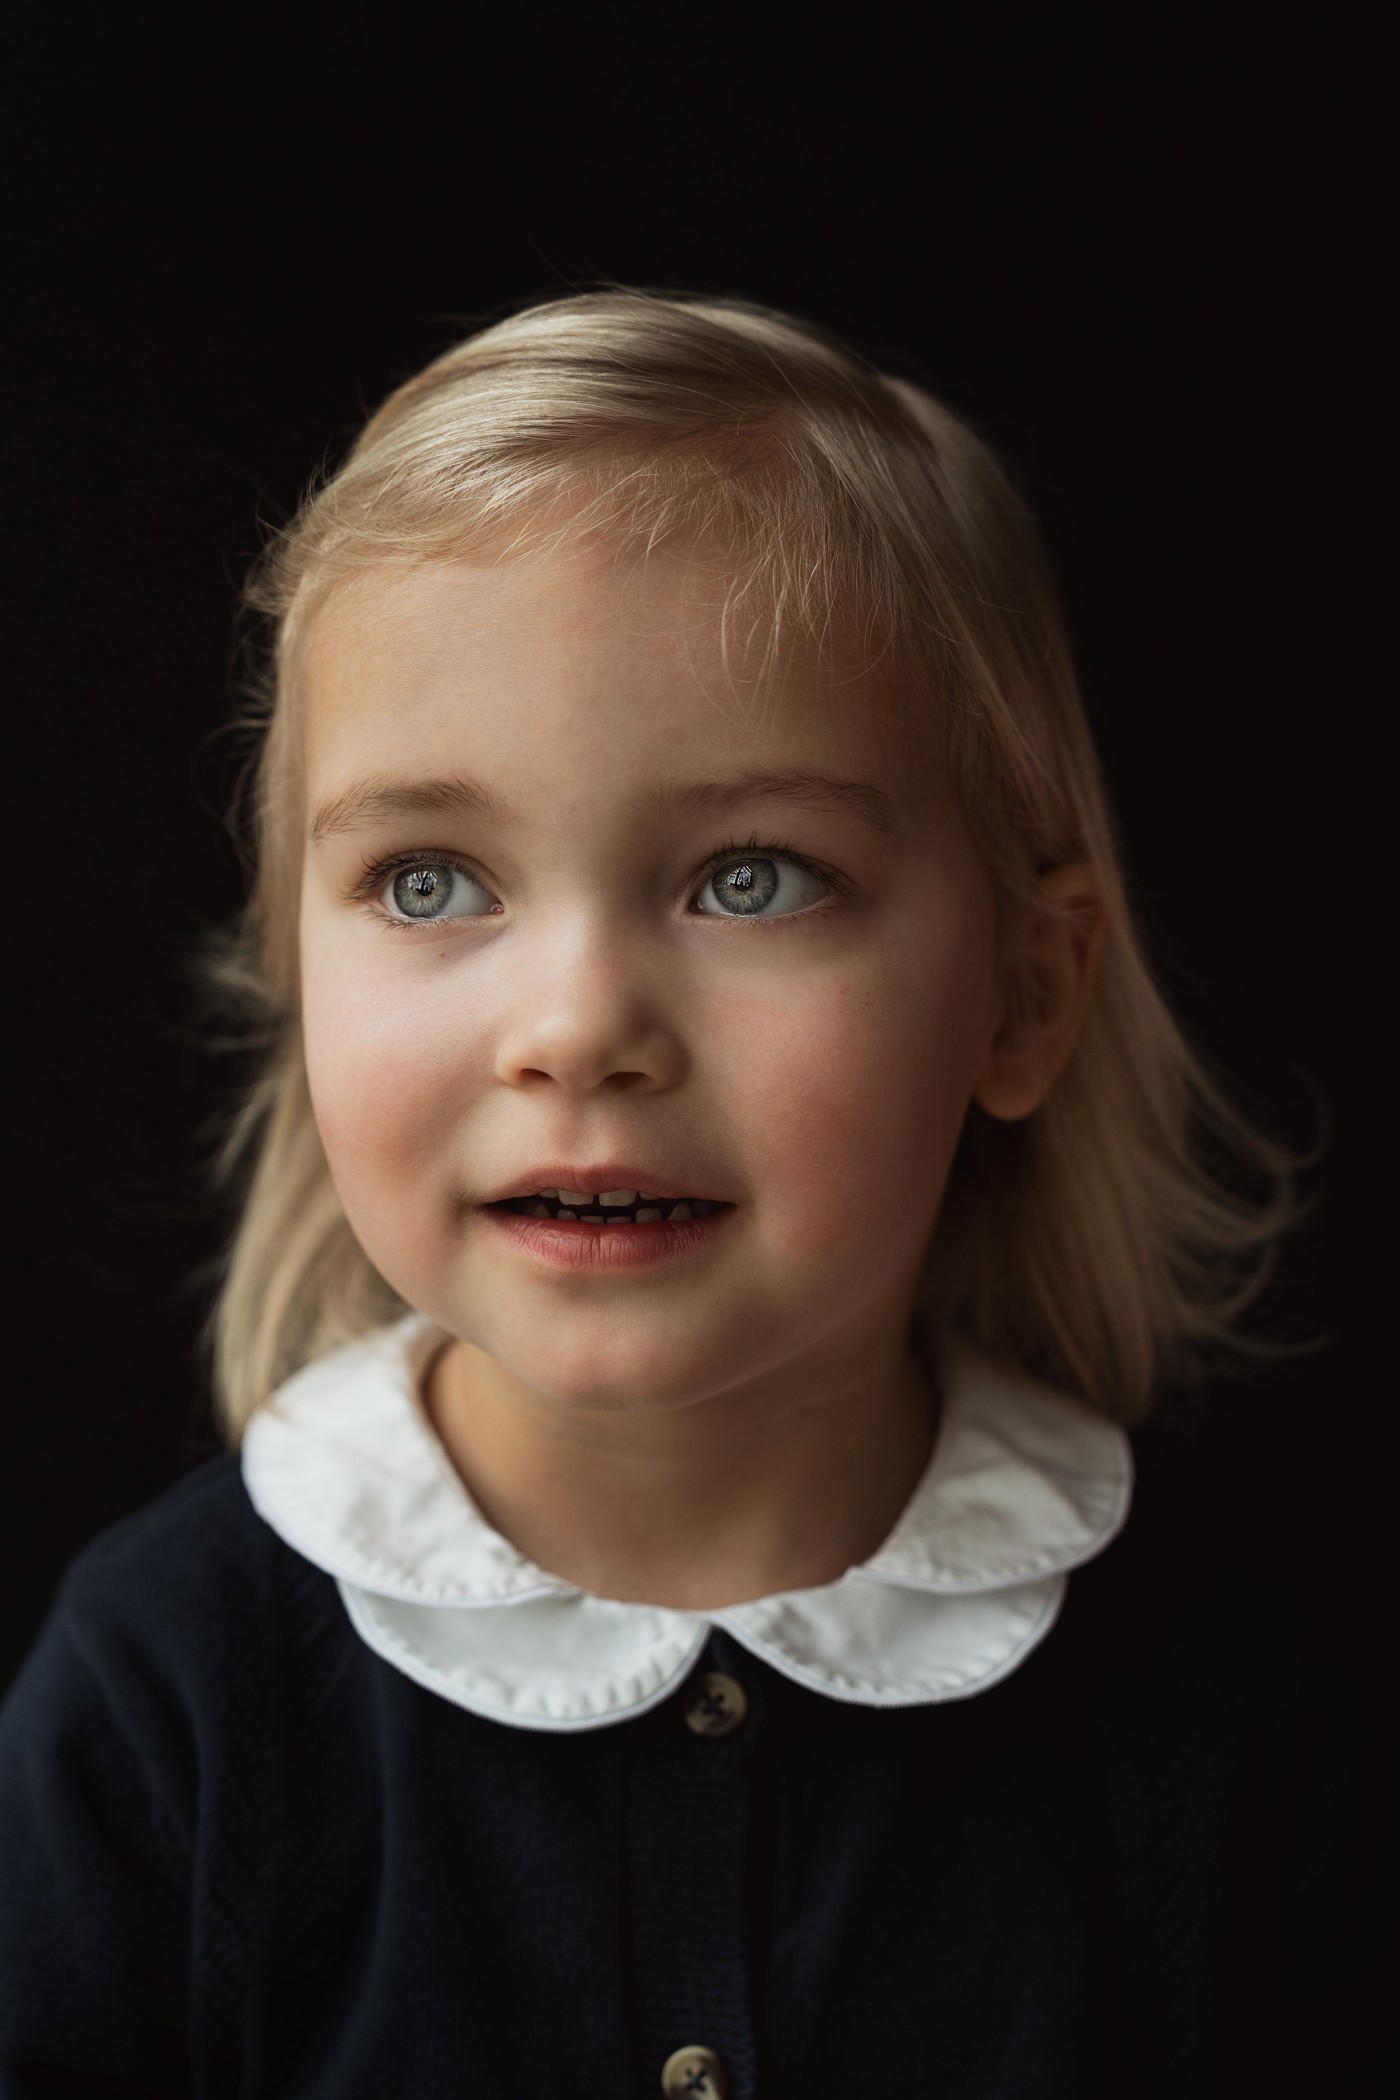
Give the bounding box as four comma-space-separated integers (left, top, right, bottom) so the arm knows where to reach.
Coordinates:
695, 855, 829, 918
385, 862, 495, 921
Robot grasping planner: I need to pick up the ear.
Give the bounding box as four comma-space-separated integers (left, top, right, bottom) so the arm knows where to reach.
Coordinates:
972, 860, 1107, 1123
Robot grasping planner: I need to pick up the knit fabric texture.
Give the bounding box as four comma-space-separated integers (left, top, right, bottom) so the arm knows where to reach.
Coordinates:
0, 1451, 1387, 2098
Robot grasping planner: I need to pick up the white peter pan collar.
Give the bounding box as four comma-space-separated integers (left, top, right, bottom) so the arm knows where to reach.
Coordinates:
241, 1313, 1132, 1733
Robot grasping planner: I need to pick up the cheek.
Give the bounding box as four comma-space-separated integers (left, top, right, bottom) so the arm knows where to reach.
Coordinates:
301, 948, 484, 1194
716, 932, 993, 1239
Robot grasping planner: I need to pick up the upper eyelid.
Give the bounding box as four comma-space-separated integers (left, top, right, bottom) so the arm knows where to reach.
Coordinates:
353, 846, 483, 891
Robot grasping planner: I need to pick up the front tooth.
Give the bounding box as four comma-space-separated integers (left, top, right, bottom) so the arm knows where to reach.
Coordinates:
639, 1191, 664, 1201
523, 1199, 552, 1218
598, 1189, 637, 1207
555, 1208, 577, 1220
635, 1208, 662, 1223
667, 1201, 693, 1222
536, 1188, 558, 1200
557, 1189, 591, 1207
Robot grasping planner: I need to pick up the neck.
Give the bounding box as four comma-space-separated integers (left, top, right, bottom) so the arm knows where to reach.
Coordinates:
422, 1321, 939, 1611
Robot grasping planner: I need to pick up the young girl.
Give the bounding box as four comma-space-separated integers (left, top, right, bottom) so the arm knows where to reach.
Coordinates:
0, 293, 1370, 2098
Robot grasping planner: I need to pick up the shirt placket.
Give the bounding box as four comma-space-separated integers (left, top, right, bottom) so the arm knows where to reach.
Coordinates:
624, 1629, 760, 2100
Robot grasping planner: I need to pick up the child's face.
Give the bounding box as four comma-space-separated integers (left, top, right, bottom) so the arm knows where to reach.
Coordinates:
299, 544, 1006, 1415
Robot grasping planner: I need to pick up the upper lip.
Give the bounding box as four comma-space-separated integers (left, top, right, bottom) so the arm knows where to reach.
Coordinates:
484, 1165, 729, 1203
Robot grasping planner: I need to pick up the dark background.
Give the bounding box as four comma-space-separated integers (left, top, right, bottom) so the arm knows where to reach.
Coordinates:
7, 15, 1389, 1692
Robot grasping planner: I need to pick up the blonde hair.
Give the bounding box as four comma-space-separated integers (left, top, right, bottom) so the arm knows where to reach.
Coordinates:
197, 289, 1305, 1437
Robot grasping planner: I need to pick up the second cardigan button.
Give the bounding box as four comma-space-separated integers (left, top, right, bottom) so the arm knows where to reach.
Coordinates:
661, 2043, 729, 2096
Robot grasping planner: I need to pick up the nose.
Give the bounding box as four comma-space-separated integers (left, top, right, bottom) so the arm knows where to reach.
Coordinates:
491, 915, 687, 1095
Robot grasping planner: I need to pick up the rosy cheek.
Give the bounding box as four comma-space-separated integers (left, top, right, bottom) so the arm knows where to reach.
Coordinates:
304, 965, 463, 1180
717, 991, 923, 1209
715, 981, 963, 1231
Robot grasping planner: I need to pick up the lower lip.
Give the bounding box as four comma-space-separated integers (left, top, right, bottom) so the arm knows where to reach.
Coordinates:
482, 1206, 737, 1272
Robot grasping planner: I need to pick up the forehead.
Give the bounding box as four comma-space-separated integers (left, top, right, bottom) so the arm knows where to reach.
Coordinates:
300, 547, 937, 816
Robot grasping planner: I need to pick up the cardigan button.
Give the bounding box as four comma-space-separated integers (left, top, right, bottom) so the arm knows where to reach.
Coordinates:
661, 2043, 730, 2097
682, 1671, 748, 1739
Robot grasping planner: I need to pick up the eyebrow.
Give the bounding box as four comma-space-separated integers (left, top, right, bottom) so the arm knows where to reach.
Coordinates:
310, 767, 898, 844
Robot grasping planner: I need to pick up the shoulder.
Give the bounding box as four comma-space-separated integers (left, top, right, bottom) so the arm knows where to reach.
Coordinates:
1061, 1385, 1361, 1736
53, 1453, 329, 1670
1026, 1361, 1391, 1923
62, 1450, 273, 1587
1058, 1365, 1390, 1900
0, 1465, 359, 2080
1063, 1368, 1392, 2086
4, 1455, 347, 1777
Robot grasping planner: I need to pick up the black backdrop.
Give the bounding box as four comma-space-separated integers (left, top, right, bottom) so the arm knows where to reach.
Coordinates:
8, 15, 1390, 1692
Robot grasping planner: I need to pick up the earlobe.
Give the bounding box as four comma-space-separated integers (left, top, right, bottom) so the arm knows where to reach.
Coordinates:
972, 861, 1106, 1123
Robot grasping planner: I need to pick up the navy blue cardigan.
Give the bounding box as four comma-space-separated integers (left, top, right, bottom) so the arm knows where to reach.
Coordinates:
0, 1440, 1388, 2099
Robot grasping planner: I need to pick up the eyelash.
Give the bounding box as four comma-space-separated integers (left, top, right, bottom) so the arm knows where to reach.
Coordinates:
351, 834, 850, 930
